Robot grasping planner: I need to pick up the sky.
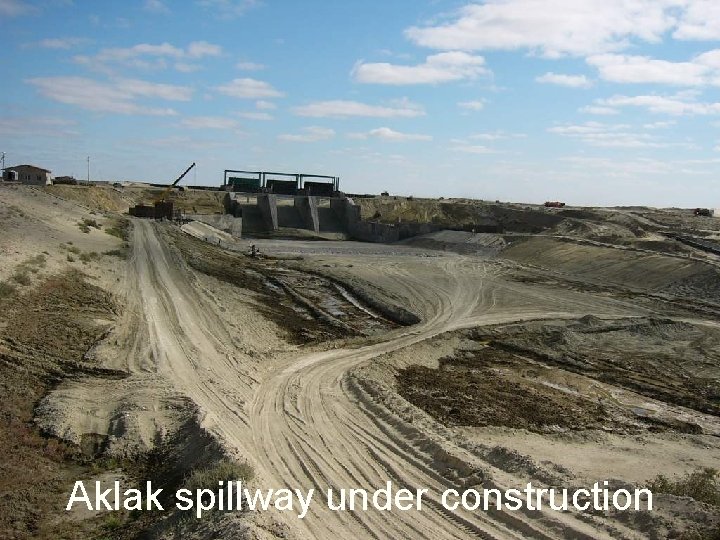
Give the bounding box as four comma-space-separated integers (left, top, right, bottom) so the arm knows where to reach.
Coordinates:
2, 0, 720, 207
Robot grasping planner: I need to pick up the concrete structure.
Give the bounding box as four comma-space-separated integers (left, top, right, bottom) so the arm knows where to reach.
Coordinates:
294, 195, 319, 234
223, 168, 340, 195
223, 191, 447, 243
257, 193, 278, 231
3, 164, 52, 185
330, 196, 442, 243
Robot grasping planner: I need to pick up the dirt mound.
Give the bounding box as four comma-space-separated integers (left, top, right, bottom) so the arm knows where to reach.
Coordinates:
503, 236, 717, 294
476, 317, 720, 418
400, 231, 507, 255
45, 184, 225, 215
664, 266, 720, 302
45, 185, 132, 212
398, 316, 720, 435
398, 349, 608, 431
356, 198, 567, 233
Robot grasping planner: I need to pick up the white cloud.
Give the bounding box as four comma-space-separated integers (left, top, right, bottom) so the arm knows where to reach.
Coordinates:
74, 40, 223, 72
116, 78, 193, 100
457, 100, 485, 111
293, 100, 425, 118
0, 0, 35, 16
548, 121, 694, 148
196, 0, 258, 19
644, 120, 676, 129
0, 116, 79, 137
469, 131, 526, 140
587, 53, 712, 85
673, 0, 720, 40
26, 76, 191, 116
147, 136, 235, 150
349, 127, 432, 142
352, 51, 488, 85
579, 105, 619, 115
237, 111, 273, 121
216, 78, 284, 99
36, 37, 89, 50
598, 93, 720, 115
175, 62, 202, 73
187, 41, 222, 58
236, 61, 265, 71
181, 116, 239, 129
452, 144, 498, 154
536, 72, 592, 88
404, 1, 696, 58
255, 100, 277, 110
278, 126, 335, 142
143, 0, 170, 13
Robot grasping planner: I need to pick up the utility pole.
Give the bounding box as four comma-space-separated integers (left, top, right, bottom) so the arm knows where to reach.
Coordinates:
87, 156, 90, 183
1, 152, 5, 175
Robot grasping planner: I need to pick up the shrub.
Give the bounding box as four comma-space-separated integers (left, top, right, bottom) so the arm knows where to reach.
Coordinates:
82, 218, 101, 229
104, 248, 128, 259
11, 271, 31, 286
105, 218, 130, 241
649, 468, 720, 507
0, 281, 16, 299
28, 254, 46, 266
103, 513, 123, 530
184, 459, 254, 494
79, 252, 99, 264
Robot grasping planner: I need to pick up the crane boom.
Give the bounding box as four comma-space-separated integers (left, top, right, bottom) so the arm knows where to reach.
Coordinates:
154, 162, 195, 203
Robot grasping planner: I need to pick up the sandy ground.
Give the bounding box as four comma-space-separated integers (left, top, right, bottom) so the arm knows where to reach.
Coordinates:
2, 184, 720, 538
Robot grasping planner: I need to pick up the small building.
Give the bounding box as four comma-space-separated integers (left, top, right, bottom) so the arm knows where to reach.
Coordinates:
3, 164, 53, 185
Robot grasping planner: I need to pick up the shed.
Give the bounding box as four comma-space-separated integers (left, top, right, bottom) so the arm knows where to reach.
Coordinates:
3, 164, 53, 185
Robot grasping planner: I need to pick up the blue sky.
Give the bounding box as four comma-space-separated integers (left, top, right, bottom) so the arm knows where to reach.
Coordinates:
2, 0, 720, 206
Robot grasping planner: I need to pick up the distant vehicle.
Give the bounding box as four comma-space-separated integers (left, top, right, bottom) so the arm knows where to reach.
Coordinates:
694, 208, 713, 217
544, 201, 566, 208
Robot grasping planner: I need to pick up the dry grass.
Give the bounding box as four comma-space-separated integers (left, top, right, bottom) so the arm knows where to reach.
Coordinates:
105, 217, 130, 241
0, 271, 119, 539
184, 459, 255, 493
0, 281, 17, 300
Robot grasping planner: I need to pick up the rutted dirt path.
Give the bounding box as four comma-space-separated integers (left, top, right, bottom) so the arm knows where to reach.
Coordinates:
125, 220, 651, 539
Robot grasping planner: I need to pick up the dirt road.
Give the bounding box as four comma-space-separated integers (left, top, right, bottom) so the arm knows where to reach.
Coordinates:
125, 220, 649, 539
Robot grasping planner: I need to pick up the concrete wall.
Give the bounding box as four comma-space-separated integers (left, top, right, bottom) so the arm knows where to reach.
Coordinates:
330, 196, 418, 243
330, 196, 361, 227
348, 221, 400, 243
257, 193, 278, 230
294, 195, 319, 233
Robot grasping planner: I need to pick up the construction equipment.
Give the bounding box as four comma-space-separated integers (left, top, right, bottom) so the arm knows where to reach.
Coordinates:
694, 208, 713, 217
129, 162, 195, 220
544, 201, 566, 208
155, 162, 195, 204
